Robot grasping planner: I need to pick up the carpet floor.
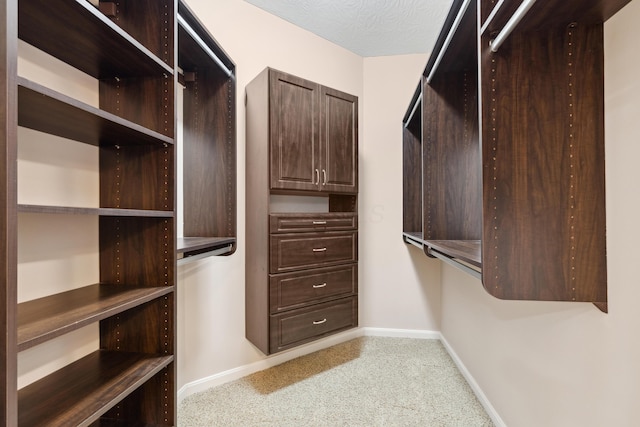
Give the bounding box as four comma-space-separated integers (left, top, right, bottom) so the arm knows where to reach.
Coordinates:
178, 336, 494, 426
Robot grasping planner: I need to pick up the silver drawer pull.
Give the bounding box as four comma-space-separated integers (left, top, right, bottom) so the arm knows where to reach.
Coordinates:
313, 318, 327, 325
312, 247, 327, 252
312, 221, 327, 225
313, 282, 327, 288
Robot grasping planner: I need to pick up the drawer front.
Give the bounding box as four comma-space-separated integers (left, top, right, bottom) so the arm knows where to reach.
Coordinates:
270, 297, 357, 353
270, 264, 357, 313
270, 231, 357, 273
270, 213, 357, 233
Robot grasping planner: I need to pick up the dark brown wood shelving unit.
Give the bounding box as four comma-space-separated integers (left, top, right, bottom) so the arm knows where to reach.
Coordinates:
2, 0, 187, 425
177, 1, 237, 259
402, 0, 631, 310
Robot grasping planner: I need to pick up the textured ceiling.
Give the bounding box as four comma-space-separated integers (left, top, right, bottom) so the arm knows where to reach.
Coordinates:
243, 0, 453, 57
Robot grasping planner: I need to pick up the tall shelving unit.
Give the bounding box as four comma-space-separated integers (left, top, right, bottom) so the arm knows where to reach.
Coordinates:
3, 0, 177, 425
402, 0, 632, 310
177, 1, 237, 263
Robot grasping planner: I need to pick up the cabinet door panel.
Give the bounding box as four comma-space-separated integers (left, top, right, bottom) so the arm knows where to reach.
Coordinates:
320, 86, 358, 193
269, 70, 319, 191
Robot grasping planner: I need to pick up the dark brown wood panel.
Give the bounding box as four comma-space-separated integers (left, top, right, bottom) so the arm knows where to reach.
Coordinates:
423, 69, 481, 241
269, 264, 357, 313
18, 0, 172, 78
100, 294, 174, 355
329, 194, 358, 213
269, 231, 358, 274
100, 145, 174, 211
270, 212, 357, 233
100, 365, 174, 426
18, 284, 172, 351
1, 0, 18, 424
17, 351, 172, 427
403, 84, 422, 235
182, 68, 236, 240
99, 217, 175, 287
269, 297, 357, 353
245, 69, 271, 354
320, 86, 358, 193
269, 70, 320, 192
518, 0, 630, 32
481, 23, 607, 303
103, 0, 174, 68
100, 75, 174, 138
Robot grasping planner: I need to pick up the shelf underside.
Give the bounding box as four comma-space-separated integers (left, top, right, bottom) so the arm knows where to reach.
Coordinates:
18, 350, 173, 427
18, 284, 173, 351
18, 0, 172, 78
18, 78, 174, 147
403, 232, 482, 271
18, 204, 173, 217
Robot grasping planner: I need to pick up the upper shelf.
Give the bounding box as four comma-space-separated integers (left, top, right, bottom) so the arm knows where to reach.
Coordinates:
18, 77, 174, 147
481, 0, 633, 38
18, 0, 173, 78
178, 1, 235, 76
424, 0, 477, 82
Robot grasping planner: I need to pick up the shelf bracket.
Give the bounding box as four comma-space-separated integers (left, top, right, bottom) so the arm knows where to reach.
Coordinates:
98, 2, 117, 17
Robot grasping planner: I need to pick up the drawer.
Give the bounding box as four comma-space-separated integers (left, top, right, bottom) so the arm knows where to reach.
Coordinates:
269, 231, 357, 273
270, 264, 357, 313
269, 297, 357, 353
270, 213, 357, 233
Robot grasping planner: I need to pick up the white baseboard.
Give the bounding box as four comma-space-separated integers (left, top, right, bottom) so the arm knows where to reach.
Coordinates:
362, 327, 441, 339
439, 335, 507, 427
178, 327, 504, 427
177, 328, 364, 402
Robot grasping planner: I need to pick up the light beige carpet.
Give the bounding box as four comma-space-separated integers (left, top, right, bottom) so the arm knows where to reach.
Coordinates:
178, 336, 494, 426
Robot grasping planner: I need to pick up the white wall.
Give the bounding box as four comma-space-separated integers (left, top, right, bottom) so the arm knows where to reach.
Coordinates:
177, 0, 441, 391
439, 1, 640, 426
361, 55, 441, 330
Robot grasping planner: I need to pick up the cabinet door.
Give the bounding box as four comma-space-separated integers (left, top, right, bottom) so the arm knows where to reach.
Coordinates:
320, 86, 358, 193
269, 70, 320, 191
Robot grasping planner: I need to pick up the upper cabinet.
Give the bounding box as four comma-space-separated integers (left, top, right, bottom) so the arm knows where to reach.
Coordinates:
269, 69, 358, 194
403, 0, 633, 311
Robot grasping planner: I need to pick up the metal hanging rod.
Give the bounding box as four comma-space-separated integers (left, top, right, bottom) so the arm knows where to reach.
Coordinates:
480, 0, 505, 35
426, 0, 473, 84
489, 0, 538, 53
404, 93, 423, 128
178, 14, 233, 77
426, 246, 482, 280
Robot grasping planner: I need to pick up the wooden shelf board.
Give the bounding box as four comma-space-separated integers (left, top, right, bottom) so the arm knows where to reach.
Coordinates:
424, 239, 482, 268
18, 204, 173, 218
18, 350, 173, 427
18, 284, 173, 351
482, 0, 632, 37
18, 78, 174, 147
18, 0, 173, 79
424, 0, 477, 80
